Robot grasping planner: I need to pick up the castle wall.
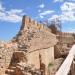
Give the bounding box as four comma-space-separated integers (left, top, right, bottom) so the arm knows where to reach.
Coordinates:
20, 15, 51, 32
0, 15, 57, 75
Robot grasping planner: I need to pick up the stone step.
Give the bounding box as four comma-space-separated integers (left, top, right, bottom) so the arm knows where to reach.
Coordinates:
5, 69, 15, 74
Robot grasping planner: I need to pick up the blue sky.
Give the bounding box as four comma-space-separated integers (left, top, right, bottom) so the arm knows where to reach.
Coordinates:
0, 0, 75, 41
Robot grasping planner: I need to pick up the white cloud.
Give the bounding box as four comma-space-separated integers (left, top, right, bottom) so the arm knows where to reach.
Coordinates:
39, 10, 54, 18
61, 2, 75, 11
49, 15, 59, 20
6, 9, 23, 14
54, 0, 64, 2
60, 11, 75, 21
1, 13, 22, 23
61, 2, 75, 21
40, 10, 54, 16
0, 2, 24, 23
38, 4, 45, 8
49, 2, 75, 22
39, 15, 44, 19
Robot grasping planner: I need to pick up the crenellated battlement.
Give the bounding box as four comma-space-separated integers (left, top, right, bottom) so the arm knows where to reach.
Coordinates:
21, 15, 51, 32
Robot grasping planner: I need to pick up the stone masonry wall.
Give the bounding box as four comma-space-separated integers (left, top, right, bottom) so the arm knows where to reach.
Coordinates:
15, 16, 57, 51
14, 15, 57, 75
20, 16, 51, 32
0, 15, 57, 75
0, 41, 18, 75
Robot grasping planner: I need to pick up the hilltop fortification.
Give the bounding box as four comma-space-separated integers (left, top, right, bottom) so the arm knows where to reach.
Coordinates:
0, 16, 58, 75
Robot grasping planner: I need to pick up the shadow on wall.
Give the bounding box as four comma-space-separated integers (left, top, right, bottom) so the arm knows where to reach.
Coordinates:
9, 52, 27, 67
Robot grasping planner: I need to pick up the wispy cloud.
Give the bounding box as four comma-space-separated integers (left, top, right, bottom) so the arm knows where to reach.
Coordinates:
39, 10, 54, 18
54, 0, 64, 2
38, 9, 41, 13
40, 10, 54, 16
49, 2, 75, 22
38, 4, 45, 8
67, 28, 75, 33
62, 27, 75, 33
0, 2, 24, 23
0, 3, 5, 11
61, 2, 75, 21
61, 2, 75, 11
49, 15, 59, 20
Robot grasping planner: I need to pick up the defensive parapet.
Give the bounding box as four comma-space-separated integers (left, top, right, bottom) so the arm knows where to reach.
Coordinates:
20, 15, 51, 32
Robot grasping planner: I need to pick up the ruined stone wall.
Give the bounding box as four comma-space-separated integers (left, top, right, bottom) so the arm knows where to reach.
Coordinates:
55, 32, 75, 58
0, 41, 18, 71
15, 15, 57, 52
58, 32, 75, 44
0, 15, 57, 75
14, 16, 57, 75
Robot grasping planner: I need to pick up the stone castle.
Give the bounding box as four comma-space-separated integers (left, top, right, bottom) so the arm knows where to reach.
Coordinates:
0, 16, 75, 75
